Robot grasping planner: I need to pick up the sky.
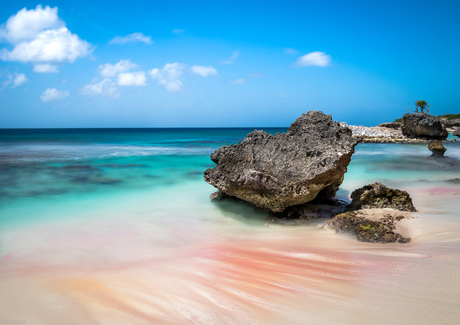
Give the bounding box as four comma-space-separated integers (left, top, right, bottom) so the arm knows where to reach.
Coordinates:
1, 0, 459, 128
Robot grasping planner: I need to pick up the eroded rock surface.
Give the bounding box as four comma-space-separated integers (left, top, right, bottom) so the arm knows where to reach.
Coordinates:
428, 140, 446, 157
325, 210, 412, 244
402, 113, 448, 139
204, 111, 361, 212
347, 182, 417, 212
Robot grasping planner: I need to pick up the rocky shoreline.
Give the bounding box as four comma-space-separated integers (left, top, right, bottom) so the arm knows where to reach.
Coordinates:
341, 122, 457, 143
205, 111, 458, 244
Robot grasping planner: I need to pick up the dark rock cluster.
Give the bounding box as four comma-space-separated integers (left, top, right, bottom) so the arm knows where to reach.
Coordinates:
325, 182, 415, 243
204, 111, 361, 212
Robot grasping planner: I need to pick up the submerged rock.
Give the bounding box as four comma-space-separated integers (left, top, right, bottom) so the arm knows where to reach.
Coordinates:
401, 113, 448, 139
209, 191, 231, 202
428, 140, 446, 157
347, 182, 417, 212
446, 178, 460, 184
268, 198, 347, 225
204, 111, 361, 212
325, 210, 412, 244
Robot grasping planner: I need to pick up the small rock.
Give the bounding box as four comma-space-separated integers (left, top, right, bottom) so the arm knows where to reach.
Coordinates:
325, 210, 411, 244
446, 178, 460, 184
210, 191, 231, 202
347, 182, 417, 212
428, 140, 446, 157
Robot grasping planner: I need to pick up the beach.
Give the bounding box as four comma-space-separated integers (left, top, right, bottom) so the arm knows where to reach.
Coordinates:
0, 129, 459, 324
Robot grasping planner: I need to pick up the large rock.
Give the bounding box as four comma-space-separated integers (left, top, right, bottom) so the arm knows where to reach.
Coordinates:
204, 111, 361, 212
428, 140, 446, 157
401, 113, 448, 139
347, 182, 417, 212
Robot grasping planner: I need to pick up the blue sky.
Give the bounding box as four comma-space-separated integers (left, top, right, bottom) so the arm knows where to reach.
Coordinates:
1, 0, 459, 127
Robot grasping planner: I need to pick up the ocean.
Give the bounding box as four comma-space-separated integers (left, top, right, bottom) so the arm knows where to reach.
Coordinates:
0, 128, 459, 324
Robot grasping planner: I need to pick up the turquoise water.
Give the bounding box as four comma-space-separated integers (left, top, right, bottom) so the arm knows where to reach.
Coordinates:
0, 129, 459, 324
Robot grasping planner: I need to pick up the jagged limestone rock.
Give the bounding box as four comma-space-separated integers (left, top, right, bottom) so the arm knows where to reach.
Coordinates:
204, 111, 361, 212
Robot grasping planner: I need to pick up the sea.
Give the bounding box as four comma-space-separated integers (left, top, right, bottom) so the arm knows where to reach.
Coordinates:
0, 128, 459, 324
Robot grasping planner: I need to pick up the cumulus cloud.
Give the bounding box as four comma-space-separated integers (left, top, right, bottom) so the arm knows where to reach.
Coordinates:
33, 63, 58, 73
3, 72, 28, 88
40, 87, 69, 101
81, 78, 119, 97
99, 59, 138, 77
230, 78, 245, 84
0, 5, 91, 63
118, 71, 147, 86
109, 32, 152, 45
191, 65, 217, 77
222, 51, 239, 65
294, 51, 331, 67
172, 29, 184, 34
148, 63, 185, 93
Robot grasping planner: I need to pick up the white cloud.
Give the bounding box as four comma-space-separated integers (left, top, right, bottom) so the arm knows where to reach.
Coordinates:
191, 65, 218, 77
81, 78, 119, 97
99, 59, 138, 77
109, 33, 152, 45
172, 29, 184, 34
0, 5, 63, 44
283, 47, 298, 55
13, 73, 28, 87
0, 5, 91, 63
148, 63, 185, 93
118, 71, 147, 86
230, 78, 245, 84
40, 88, 69, 101
222, 51, 239, 65
294, 51, 331, 67
33, 63, 58, 73
3, 72, 28, 88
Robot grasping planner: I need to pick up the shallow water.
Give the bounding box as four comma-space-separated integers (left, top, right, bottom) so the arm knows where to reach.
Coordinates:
0, 129, 459, 324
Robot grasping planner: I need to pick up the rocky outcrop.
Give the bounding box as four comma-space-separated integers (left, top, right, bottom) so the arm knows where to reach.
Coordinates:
428, 140, 446, 157
402, 113, 448, 139
377, 122, 401, 129
440, 118, 460, 128
347, 182, 417, 212
453, 129, 460, 138
204, 111, 361, 212
325, 210, 411, 243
